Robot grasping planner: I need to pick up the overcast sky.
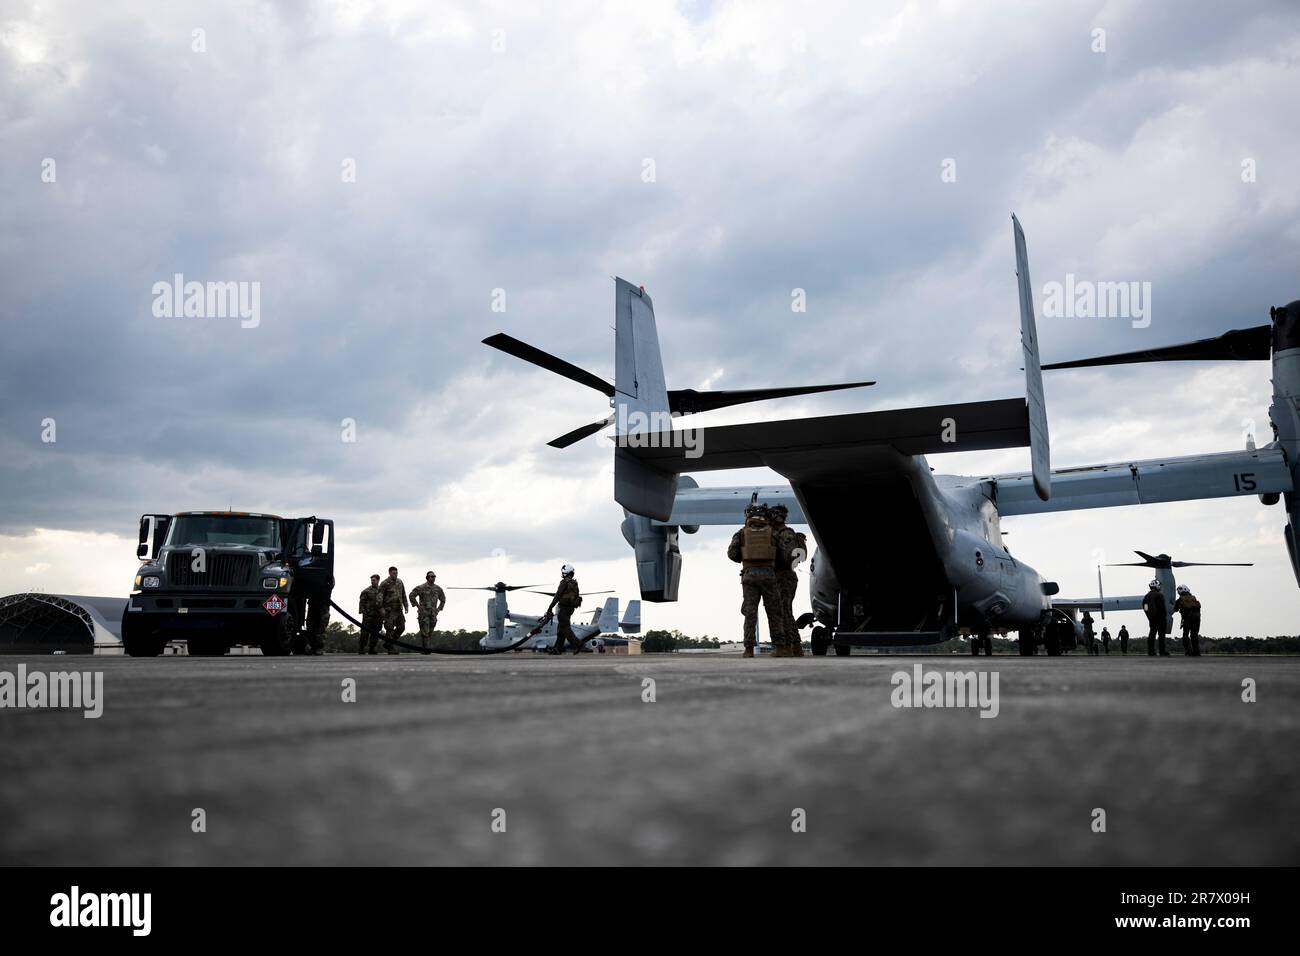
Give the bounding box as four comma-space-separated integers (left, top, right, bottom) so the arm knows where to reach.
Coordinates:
2, 0, 1298, 640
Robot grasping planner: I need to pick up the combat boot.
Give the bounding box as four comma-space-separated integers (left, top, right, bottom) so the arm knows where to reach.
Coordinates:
770, 644, 790, 658
742, 646, 754, 658
788, 640, 804, 657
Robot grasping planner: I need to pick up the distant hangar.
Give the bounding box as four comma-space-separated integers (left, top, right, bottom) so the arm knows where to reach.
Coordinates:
0, 593, 125, 654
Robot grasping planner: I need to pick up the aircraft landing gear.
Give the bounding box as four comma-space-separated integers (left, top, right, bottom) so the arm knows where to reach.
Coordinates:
810, 626, 831, 656
971, 624, 993, 656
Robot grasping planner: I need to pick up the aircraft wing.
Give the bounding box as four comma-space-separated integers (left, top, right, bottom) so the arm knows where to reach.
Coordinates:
1053, 595, 1145, 613
652, 485, 804, 526
991, 446, 1292, 516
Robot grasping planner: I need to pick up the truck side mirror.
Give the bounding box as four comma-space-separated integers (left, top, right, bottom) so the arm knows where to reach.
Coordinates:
137, 515, 170, 560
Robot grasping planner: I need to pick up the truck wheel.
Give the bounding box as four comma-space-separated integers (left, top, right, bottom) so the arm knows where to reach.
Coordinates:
121, 610, 167, 657
971, 639, 980, 656
834, 644, 852, 657
1018, 631, 1035, 656
1045, 628, 1062, 656
187, 636, 228, 656
260, 609, 295, 657
810, 626, 830, 656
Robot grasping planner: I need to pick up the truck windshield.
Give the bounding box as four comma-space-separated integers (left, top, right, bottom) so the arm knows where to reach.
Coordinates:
167, 515, 280, 548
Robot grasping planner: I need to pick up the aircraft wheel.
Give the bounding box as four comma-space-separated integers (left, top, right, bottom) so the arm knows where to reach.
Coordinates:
834, 644, 852, 657
810, 626, 830, 656
1018, 632, 1035, 656
982, 634, 993, 655
259, 609, 296, 657
187, 636, 228, 657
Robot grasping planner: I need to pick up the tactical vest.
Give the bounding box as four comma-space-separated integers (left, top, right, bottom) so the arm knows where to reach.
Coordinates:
741, 520, 776, 569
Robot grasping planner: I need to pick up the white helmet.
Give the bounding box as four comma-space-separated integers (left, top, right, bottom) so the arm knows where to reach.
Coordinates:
1149, 579, 1161, 589
561, 563, 574, 576
1176, 585, 1189, 594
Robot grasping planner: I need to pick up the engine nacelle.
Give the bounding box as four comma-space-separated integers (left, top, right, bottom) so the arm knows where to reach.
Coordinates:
620, 512, 682, 602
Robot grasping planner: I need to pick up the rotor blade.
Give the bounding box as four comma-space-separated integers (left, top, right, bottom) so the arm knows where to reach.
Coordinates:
548, 415, 614, 449
668, 381, 875, 416
483, 333, 615, 396
447, 584, 546, 591
1169, 561, 1254, 568
524, 589, 616, 598
1042, 325, 1271, 370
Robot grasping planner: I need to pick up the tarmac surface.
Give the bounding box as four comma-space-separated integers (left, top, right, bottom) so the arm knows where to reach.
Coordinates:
2, 652, 1297, 866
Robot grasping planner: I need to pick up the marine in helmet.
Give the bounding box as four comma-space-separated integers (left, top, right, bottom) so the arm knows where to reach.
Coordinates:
768, 504, 806, 657
727, 502, 791, 658
1082, 610, 1097, 655
546, 563, 583, 655
1141, 579, 1169, 657
1173, 585, 1203, 657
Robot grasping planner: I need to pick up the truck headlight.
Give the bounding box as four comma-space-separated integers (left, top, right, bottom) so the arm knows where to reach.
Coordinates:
141, 576, 161, 588
262, 576, 289, 590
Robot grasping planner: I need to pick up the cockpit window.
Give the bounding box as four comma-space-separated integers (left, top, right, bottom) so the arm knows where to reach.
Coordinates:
167, 515, 280, 548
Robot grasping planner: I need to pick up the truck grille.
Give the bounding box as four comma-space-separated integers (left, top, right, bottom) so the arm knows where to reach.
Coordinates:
167, 552, 258, 588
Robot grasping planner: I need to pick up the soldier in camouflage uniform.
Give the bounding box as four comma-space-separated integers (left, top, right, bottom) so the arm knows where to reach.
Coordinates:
769, 504, 806, 658
358, 573, 383, 654
727, 503, 791, 658
409, 571, 447, 649
545, 563, 583, 655
1174, 585, 1203, 657
378, 566, 408, 655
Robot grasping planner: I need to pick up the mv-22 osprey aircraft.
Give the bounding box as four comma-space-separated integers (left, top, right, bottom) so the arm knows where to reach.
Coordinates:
448, 581, 641, 651
485, 216, 1299, 656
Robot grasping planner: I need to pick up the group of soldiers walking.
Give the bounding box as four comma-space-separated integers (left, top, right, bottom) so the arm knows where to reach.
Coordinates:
728, 502, 807, 658
357, 567, 446, 654
355, 563, 586, 655
1078, 582, 1205, 656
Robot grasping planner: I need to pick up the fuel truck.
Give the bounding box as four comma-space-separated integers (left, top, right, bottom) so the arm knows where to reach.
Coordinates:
121, 512, 335, 656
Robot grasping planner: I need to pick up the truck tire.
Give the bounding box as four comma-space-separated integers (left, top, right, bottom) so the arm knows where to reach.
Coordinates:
834, 644, 852, 657
260, 608, 295, 657
121, 609, 167, 658
1018, 630, 1036, 656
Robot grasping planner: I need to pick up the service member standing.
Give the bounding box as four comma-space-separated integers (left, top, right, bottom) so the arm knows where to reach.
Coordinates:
1174, 585, 1203, 657
727, 504, 789, 658
410, 571, 447, 650
1100, 626, 1111, 655
358, 573, 384, 654
1141, 580, 1169, 657
545, 563, 583, 654
1082, 611, 1097, 655
769, 504, 806, 657
378, 566, 408, 655
1118, 624, 1130, 655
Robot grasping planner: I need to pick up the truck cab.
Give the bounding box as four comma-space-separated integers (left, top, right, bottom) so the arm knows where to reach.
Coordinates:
122, 511, 334, 657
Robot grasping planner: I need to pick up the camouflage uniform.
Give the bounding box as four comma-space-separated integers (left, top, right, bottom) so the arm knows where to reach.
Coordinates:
410, 576, 447, 649
728, 509, 790, 656
549, 575, 582, 653
1142, 588, 1168, 656
379, 573, 408, 654
1118, 625, 1129, 655
358, 582, 383, 654
770, 507, 805, 656
1174, 592, 1202, 656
